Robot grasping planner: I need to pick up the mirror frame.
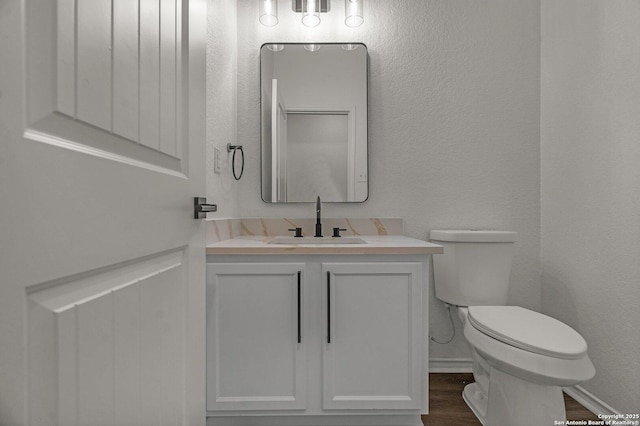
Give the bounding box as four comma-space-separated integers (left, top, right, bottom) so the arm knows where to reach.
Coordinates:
259, 42, 369, 203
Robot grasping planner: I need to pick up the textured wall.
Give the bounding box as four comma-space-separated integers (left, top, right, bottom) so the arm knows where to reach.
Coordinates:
541, 1, 640, 413
207, 0, 239, 217
232, 0, 541, 359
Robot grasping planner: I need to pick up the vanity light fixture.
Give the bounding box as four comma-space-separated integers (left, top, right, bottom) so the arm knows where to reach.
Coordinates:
345, 0, 364, 27
259, 0, 279, 26
259, 0, 363, 28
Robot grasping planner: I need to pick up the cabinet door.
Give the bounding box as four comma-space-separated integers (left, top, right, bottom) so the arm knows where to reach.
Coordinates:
207, 263, 306, 411
322, 262, 423, 410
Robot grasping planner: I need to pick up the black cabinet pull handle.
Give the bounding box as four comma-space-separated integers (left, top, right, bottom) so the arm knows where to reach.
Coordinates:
297, 271, 302, 344
327, 271, 331, 344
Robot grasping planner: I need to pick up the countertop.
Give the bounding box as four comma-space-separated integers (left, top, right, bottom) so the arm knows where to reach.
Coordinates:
206, 235, 444, 256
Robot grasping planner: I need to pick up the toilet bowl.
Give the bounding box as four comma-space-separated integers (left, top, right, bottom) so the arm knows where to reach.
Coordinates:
456, 305, 595, 426
430, 230, 595, 426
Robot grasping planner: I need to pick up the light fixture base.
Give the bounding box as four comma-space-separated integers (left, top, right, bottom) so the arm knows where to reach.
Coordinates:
292, 0, 330, 13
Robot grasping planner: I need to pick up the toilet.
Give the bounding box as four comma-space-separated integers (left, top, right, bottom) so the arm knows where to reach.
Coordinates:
430, 230, 595, 426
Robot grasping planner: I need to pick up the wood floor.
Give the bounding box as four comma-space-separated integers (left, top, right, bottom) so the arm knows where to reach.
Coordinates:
423, 373, 599, 426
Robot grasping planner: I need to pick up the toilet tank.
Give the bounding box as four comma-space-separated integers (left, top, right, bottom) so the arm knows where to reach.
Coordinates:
430, 230, 517, 306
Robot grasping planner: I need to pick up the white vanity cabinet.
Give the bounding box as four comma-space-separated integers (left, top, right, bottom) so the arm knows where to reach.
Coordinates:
206, 252, 431, 426
322, 262, 423, 410
206, 262, 307, 411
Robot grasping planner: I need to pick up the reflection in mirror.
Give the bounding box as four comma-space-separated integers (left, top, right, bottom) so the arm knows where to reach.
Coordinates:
261, 43, 368, 203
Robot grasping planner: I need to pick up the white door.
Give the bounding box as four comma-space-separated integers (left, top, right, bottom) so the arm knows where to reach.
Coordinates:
0, 1, 207, 425
322, 262, 423, 410
206, 263, 307, 412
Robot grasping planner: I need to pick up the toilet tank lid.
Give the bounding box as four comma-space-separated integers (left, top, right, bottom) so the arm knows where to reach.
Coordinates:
430, 230, 517, 243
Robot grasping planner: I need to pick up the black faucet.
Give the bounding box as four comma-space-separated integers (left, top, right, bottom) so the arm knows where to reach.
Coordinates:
314, 196, 323, 237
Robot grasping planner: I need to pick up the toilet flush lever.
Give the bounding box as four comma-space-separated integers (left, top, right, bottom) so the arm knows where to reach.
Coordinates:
194, 197, 217, 219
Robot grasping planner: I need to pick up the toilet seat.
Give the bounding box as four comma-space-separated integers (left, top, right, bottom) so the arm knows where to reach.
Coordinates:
467, 306, 587, 360
459, 306, 595, 386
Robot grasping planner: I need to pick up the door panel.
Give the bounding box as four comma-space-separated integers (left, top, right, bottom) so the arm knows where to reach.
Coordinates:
322, 263, 423, 410
56, 0, 75, 116
33, 0, 182, 162
0, 1, 206, 425
207, 263, 307, 411
76, 0, 112, 131
27, 250, 187, 426
112, 0, 141, 142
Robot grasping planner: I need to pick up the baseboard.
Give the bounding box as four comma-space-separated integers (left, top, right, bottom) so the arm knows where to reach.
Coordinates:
428, 357, 473, 373
563, 385, 619, 416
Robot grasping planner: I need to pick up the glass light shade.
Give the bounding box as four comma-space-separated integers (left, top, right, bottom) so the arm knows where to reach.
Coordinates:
302, 0, 321, 27
266, 44, 285, 52
259, 0, 278, 26
304, 44, 322, 52
345, 0, 363, 27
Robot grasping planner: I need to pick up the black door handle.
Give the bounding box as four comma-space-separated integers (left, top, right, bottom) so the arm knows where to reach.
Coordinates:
194, 197, 217, 219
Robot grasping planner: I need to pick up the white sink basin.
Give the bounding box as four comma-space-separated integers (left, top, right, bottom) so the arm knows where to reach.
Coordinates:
268, 236, 367, 245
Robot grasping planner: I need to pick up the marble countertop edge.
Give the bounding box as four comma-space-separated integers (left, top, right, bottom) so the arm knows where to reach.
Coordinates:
206, 235, 443, 255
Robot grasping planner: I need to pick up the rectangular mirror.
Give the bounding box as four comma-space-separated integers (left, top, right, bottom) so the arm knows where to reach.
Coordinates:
260, 43, 368, 203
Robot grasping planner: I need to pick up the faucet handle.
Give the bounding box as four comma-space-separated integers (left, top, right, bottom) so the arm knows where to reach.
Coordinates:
332, 228, 347, 238
288, 227, 303, 238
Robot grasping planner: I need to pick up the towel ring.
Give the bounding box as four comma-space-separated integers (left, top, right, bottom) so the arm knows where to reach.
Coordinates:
227, 144, 244, 180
